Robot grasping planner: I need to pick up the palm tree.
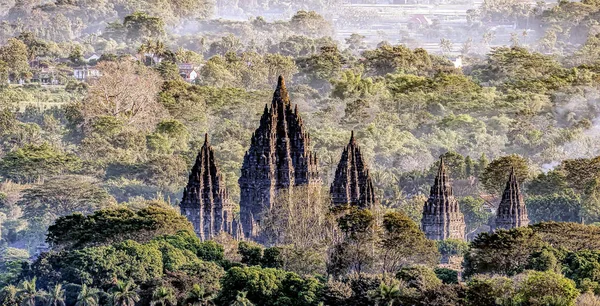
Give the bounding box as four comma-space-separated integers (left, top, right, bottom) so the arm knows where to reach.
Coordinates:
150, 286, 176, 306
46, 284, 66, 306
0, 285, 20, 306
184, 284, 215, 306
439, 38, 453, 56
510, 32, 520, 47
111, 281, 139, 306
230, 291, 253, 306
369, 282, 403, 306
482, 31, 495, 46
75, 284, 99, 306
18, 277, 45, 306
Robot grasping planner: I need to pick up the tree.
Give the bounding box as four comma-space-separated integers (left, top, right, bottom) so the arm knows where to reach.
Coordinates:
123, 12, 165, 42
0, 285, 20, 306
396, 266, 442, 292
46, 203, 194, 250
75, 285, 99, 306
466, 275, 514, 306
110, 280, 139, 306
368, 281, 404, 306
217, 266, 320, 306
18, 277, 44, 306
18, 175, 116, 221
184, 284, 215, 306
0, 143, 81, 183
346, 33, 367, 52
480, 154, 529, 195
0, 38, 31, 81
439, 38, 453, 55
463, 227, 544, 277
46, 284, 66, 306
82, 60, 167, 131
526, 192, 581, 223
460, 196, 492, 235
513, 271, 578, 306
289, 11, 333, 37
328, 208, 377, 277
261, 186, 335, 252
150, 286, 176, 306
379, 211, 439, 274
230, 291, 253, 306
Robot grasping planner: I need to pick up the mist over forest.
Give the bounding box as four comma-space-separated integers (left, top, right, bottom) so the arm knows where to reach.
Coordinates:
3, 0, 600, 305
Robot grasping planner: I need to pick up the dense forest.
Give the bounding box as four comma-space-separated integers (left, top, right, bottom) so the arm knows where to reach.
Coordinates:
4, 0, 600, 305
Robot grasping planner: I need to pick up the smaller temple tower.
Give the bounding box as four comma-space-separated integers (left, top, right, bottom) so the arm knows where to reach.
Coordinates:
330, 131, 376, 208
494, 168, 529, 230
180, 134, 235, 241
421, 158, 466, 240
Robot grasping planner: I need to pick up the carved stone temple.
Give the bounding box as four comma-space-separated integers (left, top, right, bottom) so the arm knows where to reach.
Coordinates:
493, 168, 529, 231
180, 134, 236, 241
330, 131, 377, 209
421, 158, 466, 240
238, 76, 321, 240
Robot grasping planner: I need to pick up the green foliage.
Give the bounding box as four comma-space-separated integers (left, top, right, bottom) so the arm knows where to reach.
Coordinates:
396, 266, 442, 292
513, 271, 578, 306
460, 196, 492, 234
123, 12, 166, 42
480, 154, 529, 195
0, 143, 81, 182
464, 227, 545, 277
466, 274, 514, 306
434, 268, 459, 285
18, 175, 115, 221
526, 192, 581, 223
379, 211, 439, 273
217, 266, 321, 306
46, 204, 194, 250
437, 239, 469, 258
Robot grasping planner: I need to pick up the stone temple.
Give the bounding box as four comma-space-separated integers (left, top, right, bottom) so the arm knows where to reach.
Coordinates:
238, 76, 321, 240
180, 134, 236, 241
421, 158, 466, 240
493, 168, 529, 231
330, 131, 376, 209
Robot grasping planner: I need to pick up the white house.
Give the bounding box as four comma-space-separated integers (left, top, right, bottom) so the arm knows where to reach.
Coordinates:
73, 65, 101, 82
178, 63, 198, 83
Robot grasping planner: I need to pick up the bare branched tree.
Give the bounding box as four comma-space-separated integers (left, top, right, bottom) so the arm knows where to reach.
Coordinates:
261, 185, 336, 251
82, 60, 167, 131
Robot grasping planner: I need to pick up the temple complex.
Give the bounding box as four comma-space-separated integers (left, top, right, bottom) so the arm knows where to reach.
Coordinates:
238, 76, 321, 240
330, 131, 377, 208
180, 134, 235, 241
493, 168, 529, 230
421, 158, 466, 240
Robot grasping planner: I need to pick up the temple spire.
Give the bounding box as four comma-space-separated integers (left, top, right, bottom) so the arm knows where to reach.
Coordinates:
239, 77, 321, 242
494, 168, 529, 230
181, 135, 235, 241
421, 154, 466, 240
330, 131, 376, 209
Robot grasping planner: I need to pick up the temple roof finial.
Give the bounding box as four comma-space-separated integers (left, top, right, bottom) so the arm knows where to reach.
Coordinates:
272, 75, 290, 106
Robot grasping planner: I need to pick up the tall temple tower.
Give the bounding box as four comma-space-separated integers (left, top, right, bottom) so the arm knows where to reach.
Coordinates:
421, 158, 466, 240
494, 168, 529, 230
238, 76, 321, 240
330, 131, 376, 209
180, 134, 235, 241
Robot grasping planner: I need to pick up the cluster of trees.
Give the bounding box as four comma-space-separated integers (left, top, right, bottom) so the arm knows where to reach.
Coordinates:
5, 200, 600, 305
3, 0, 600, 304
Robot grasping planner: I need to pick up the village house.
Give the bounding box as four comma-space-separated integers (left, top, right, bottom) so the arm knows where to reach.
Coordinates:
73, 65, 101, 82
178, 63, 198, 83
